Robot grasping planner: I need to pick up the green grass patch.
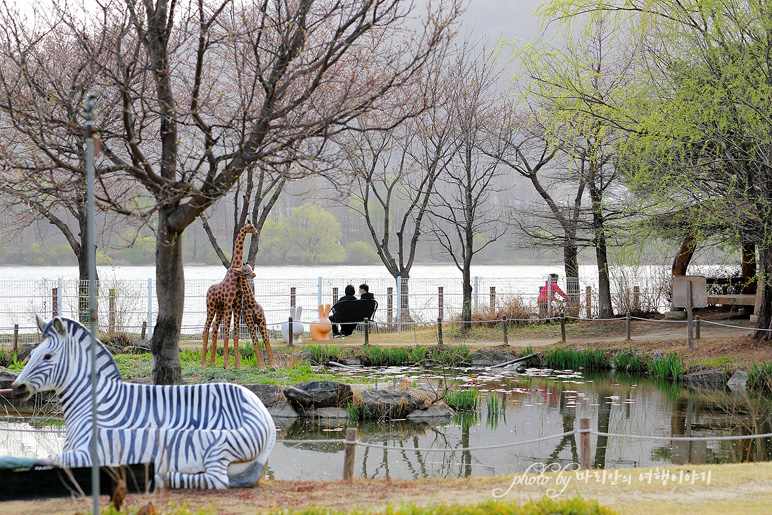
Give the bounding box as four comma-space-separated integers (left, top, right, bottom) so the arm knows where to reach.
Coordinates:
542, 346, 610, 371
748, 361, 772, 392
648, 352, 685, 381
445, 389, 480, 411
689, 356, 738, 369
613, 348, 648, 374
302, 344, 472, 367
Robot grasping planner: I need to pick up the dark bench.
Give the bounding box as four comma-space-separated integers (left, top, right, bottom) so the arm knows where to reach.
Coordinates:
331, 299, 378, 336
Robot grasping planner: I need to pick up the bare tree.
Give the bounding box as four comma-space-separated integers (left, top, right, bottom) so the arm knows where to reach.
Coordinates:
336, 63, 455, 320
428, 45, 510, 328
0, 0, 462, 383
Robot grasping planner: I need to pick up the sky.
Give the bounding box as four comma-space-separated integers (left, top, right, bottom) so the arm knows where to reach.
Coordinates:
460, 0, 546, 43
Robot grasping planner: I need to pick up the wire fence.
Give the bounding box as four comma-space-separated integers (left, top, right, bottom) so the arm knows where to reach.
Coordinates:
0, 275, 605, 343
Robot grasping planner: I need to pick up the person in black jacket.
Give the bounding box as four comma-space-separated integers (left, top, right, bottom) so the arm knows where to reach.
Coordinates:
359, 283, 374, 300
330, 284, 357, 337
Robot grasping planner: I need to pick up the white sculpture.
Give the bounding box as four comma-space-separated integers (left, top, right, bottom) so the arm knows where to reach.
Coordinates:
281, 306, 304, 344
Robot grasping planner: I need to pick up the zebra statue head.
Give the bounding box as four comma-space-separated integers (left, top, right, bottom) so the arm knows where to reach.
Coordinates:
12, 315, 120, 401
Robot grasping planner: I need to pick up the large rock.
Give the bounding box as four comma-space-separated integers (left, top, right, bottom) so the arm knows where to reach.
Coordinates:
406, 401, 455, 422
360, 389, 428, 419
267, 402, 300, 420
471, 349, 516, 367
652, 350, 665, 361
243, 384, 286, 407
0, 369, 18, 388
681, 370, 726, 390
283, 381, 353, 410
727, 370, 748, 392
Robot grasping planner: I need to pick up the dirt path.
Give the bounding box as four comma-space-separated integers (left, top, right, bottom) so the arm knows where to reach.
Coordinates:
3, 462, 772, 514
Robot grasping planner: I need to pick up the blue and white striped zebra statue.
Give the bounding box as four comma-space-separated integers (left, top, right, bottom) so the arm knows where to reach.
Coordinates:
11, 316, 276, 489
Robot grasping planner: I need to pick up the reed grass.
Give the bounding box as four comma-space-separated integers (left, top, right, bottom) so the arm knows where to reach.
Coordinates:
647, 352, 685, 381
445, 389, 479, 411
542, 346, 610, 371
613, 348, 648, 374
748, 361, 772, 392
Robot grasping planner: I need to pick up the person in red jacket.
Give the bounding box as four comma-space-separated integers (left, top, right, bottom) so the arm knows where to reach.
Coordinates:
539, 273, 568, 317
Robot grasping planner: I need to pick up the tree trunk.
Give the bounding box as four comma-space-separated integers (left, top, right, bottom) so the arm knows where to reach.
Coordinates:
672, 234, 696, 276
150, 211, 184, 385
754, 244, 772, 340
76, 210, 98, 324
397, 272, 414, 323
461, 263, 472, 330
742, 239, 757, 294
595, 234, 613, 318
563, 239, 580, 314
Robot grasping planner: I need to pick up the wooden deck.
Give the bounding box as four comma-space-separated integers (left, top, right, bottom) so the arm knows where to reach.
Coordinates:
706, 294, 756, 306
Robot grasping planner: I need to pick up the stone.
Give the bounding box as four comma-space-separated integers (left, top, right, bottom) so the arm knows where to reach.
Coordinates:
0, 370, 18, 388
267, 402, 299, 419
681, 370, 726, 390
360, 389, 425, 419
664, 310, 687, 320
652, 350, 665, 361
470, 349, 516, 367
243, 384, 286, 407
283, 381, 353, 410
727, 370, 748, 391
343, 358, 362, 366
406, 402, 455, 422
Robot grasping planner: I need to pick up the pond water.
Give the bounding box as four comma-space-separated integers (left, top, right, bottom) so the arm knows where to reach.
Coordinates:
2, 368, 770, 481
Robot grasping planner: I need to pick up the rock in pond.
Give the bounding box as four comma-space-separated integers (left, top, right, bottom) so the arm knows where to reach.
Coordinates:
360, 389, 428, 419
681, 370, 726, 390
243, 384, 286, 407
471, 349, 516, 367
727, 370, 748, 392
283, 381, 353, 411
406, 401, 455, 422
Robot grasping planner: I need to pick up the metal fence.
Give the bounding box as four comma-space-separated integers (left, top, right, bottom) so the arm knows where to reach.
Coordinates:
0, 274, 642, 344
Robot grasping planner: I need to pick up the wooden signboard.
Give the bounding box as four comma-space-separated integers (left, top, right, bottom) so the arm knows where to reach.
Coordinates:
672, 275, 707, 349
672, 275, 708, 309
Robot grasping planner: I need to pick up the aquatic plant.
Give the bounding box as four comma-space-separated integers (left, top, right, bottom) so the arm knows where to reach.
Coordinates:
445, 389, 479, 411
748, 361, 772, 392
613, 348, 648, 374
303, 344, 349, 365
542, 346, 610, 371
485, 393, 507, 428
647, 352, 684, 381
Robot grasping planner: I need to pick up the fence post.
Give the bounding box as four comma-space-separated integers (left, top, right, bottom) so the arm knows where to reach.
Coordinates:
58, 278, 63, 318
288, 316, 294, 347
109, 289, 116, 333
318, 276, 322, 308
695, 316, 701, 340
12, 324, 18, 353
290, 287, 296, 308
343, 428, 357, 481
364, 318, 370, 346
625, 312, 631, 341
437, 317, 443, 346
387, 287, 393, 330
490, 286, 496, 309
579, 417, 591, 470
396, 277, 402, 332
474, 276, 479, 312
147, 278, 153, 339
502, 316, 508, 346
438, 287, 444, 322
585, 286, 592, 319
560, 313, 566, 343
141, 321, 147, 340
52, 287, 59, 317
633, 285, 640, 313
332, 287, 339, 306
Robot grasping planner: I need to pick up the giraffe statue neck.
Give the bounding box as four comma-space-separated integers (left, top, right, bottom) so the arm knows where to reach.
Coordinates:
231, 226, 250, 270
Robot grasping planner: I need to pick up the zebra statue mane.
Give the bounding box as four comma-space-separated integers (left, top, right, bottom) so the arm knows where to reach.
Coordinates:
11, 315, 276, 489
35, 315, 122, 383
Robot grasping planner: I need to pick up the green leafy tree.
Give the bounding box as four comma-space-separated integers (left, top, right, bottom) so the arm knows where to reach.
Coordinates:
289, 204, 344, 264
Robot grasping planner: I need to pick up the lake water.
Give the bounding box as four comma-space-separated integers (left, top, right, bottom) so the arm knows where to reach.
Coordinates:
0, 264, 671, 337
2, 368, 769, 480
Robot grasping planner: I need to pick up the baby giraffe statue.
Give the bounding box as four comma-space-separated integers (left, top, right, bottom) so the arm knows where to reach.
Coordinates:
234, 263, 276, 369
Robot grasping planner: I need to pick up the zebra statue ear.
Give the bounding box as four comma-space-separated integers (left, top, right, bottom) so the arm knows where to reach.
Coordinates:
35, 314, 47, 332
52, 317, 66, 336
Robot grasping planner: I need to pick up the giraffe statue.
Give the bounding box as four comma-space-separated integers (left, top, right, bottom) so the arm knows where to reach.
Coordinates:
234, 263, 277, 369
202, 221, 257, 369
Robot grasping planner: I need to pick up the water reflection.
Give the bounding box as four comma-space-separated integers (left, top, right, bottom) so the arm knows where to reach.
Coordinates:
3, 368, 772, 480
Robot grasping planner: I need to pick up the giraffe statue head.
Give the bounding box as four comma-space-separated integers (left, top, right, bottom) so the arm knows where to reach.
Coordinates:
231, 221, 258, 269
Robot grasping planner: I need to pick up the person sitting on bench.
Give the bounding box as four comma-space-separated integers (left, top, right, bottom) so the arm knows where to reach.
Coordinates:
359, 283, 374, 300
330, 284, 357, 337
